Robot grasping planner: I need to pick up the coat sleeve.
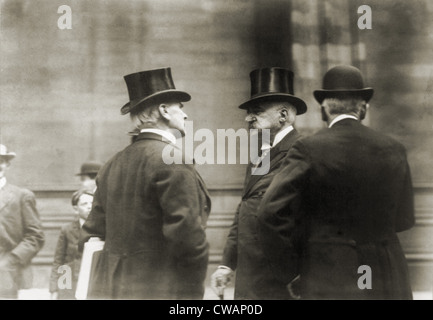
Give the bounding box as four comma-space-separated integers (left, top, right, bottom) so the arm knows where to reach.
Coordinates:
257, 141, 310, 285
10, 189, 45, 266
155, 165, 209, 298
49, 226, 67, 293
79, 184, 106, 252
220, 202, 241, 270
395, 152, 415, 232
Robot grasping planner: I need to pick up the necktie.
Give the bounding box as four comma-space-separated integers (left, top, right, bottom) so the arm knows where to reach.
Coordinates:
252, 145, 271, 169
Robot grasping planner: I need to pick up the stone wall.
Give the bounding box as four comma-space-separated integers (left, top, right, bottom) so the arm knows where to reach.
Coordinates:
0, 0, 259, 189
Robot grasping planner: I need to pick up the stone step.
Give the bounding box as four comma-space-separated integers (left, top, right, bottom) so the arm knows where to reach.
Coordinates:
28, 185, 433, 293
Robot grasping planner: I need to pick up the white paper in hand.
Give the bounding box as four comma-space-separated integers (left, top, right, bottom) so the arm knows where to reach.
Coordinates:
75, 237, 105, 300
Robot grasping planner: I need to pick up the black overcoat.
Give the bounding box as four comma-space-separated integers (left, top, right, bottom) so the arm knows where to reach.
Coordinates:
221, 129, 300, 299
79, 132, 211, 300
258, 119, 415, 299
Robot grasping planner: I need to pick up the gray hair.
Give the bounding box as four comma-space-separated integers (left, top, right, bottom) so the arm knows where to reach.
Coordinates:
323, 97, 366, 115
130, 103, 161, 129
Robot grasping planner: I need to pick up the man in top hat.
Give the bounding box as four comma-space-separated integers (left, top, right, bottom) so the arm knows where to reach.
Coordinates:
79, 67, 211, 300
76, 160, 103, 191
0, 144, 45, 299
210, 67, 307, 299
257, 65, 415, 299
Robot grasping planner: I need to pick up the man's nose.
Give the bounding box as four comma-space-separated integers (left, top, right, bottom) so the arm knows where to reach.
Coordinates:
245, 114, 255, 122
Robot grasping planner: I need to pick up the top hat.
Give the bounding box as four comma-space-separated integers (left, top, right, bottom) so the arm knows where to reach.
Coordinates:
238, 67, 307, 115
120, 67, 191, 115
313, 65, 374, 104
76, 161, 103, 176
0, 144, 16, 160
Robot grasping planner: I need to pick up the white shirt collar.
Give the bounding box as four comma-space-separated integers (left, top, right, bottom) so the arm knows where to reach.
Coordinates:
262, 125, 294, 150
329, 114, 359, 128
139, 128, 177, 145
0, 177, 6, 190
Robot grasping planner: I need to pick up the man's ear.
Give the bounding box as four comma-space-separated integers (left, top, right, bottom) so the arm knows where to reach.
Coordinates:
158, 104, 170, 121
72, 205, 79, 214
321, 106, 328, 122
279, 109, 288, 123
359, 103, 368, 120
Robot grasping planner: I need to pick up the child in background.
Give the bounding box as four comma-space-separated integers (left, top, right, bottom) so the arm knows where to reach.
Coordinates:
49, 188, 94, 299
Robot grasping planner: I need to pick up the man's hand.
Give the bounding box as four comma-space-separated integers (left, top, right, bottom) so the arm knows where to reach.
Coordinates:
0, 253, 21, 270
210, 266, 234, 298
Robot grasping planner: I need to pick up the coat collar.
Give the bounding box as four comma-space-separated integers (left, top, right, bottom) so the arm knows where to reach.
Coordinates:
133, 131, 211, 208
270, 127, 299, 154
329, 118, 361, 129
0, 177, 6, 190
243, 128, 300, 197
328, 115, 359, 128
134, 132, 174, 144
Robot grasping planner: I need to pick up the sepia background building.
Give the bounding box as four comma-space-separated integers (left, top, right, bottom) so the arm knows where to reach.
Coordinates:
1, 0, 432, 299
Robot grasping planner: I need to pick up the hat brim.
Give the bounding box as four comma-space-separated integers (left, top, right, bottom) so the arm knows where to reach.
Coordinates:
238, 93, 307, 115
313, 88, 374, 104
75, 172, 99, 176
0, 153, 16, 160
121, 90, 191, 115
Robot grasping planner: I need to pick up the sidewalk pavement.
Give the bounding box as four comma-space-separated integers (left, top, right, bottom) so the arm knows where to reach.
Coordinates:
16, 286, 235, 300
16, 288, 431, 300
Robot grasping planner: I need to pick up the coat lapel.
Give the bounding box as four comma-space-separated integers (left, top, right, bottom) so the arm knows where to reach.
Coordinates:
196, 171, 211, 202
71, 219, 81, 238
242, 129, 300, 197
0, 184, 13, 213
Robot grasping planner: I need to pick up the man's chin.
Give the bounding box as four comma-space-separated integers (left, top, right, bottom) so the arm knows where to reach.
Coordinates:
248, 126, 262, 131
169, 128, 185, 139
177, 128, 186, 137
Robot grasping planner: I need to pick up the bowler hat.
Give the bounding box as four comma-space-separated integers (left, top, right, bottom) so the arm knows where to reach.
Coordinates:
76, 161, 103, 176
238, 67, 307, 115
313, 65, 374, 104
120, 67, 191, 115
0, 144, 16, 160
